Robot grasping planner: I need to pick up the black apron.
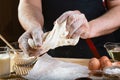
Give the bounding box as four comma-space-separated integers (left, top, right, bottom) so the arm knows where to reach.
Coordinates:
41, 0, 117, 58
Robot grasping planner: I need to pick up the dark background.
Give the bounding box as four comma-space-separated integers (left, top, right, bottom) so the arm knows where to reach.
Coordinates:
0, 0, 24, 46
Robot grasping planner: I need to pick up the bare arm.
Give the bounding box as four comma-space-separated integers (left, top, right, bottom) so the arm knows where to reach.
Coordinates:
18, 0, 44, 56
89, 0, 120, 38
18, 0, 44, 30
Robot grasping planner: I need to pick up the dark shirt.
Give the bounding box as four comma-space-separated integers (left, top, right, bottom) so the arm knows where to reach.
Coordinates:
42, 0, 118, 58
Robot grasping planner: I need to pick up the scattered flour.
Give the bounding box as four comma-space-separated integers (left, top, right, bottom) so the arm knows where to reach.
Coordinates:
104, 67, 120, 74
24, 54, 89, 80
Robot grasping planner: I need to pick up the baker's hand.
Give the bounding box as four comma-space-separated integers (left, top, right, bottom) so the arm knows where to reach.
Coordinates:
18, 27, 43, 56
56, 10, 90, 39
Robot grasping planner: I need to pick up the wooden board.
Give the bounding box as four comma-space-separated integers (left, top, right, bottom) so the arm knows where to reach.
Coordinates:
55, 58, 89, 66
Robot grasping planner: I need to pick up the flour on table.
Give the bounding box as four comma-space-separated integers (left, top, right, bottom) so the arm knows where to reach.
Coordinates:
24, 54, 89, 80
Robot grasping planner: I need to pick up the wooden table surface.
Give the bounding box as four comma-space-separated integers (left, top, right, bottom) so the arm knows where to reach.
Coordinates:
56, 58, 89, 66
0, 58, 90, 80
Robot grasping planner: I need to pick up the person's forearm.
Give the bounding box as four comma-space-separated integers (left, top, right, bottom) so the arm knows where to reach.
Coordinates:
18, 0, 44, 30
88, 1, 120, 38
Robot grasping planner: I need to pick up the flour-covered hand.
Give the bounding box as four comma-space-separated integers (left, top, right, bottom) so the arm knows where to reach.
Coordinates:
18, 27, 43, 56
56, 10, 90, 39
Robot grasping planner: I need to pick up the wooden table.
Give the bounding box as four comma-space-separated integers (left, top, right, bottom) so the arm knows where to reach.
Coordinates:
56, 58, 89, 66
1, 58, 90, 80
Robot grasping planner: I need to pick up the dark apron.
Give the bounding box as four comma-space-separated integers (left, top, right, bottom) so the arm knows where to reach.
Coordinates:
42, 0, 117, 58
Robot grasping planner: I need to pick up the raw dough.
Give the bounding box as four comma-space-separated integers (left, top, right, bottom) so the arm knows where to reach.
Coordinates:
28, 21, 80, 55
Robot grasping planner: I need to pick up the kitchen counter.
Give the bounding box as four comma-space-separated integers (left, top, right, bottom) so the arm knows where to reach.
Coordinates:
56, 58, 89, 66
0, 58, 90, 80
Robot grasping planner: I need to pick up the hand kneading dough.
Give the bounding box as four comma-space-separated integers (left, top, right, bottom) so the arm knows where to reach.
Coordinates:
28, 21, 80, 55
24, 54, 89, 80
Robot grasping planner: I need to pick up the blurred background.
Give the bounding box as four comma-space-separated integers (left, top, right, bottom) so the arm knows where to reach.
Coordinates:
0, 0, 24, 46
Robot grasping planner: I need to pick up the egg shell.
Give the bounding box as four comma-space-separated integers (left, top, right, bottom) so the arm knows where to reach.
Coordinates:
100, 56, 110, 62
88, 58, 100, 70
100, 56, 112, 69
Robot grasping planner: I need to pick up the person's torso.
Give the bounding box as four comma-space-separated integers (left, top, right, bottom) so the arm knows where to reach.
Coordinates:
42, 0, 106, 31
42, 0, 118, 58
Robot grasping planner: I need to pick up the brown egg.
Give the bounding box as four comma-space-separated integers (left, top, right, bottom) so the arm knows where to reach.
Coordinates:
100, 56, 110, 62
100, 56, 112, 69
88, 58, 100, 70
